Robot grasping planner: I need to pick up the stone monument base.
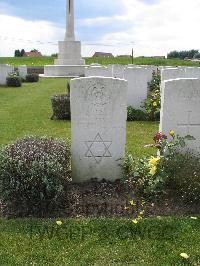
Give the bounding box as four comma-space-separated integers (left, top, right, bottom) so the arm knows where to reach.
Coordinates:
43, 65, 87, 77
54, 41, 85, 66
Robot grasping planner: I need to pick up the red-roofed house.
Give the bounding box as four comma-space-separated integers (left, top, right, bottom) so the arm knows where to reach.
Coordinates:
23, 51, 42, 57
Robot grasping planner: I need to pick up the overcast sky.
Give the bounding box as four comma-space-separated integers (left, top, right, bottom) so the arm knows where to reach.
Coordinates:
0, 0, 199, 57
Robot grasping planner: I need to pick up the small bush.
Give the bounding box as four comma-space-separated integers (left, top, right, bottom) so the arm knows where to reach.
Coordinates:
6, 72, 22, 87
127, 106, 147, 121
0, 136, 71, 216
142, 69, 161, 121
25, 73, 39, 82
163, 152, 200, 203
123, 131, 197, 200
51, 94, 71, 120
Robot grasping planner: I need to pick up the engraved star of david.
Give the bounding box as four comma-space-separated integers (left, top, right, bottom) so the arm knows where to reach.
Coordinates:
85, 133, 112, 164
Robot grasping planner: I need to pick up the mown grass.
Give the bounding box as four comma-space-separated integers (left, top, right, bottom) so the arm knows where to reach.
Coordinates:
0, 56, 200, 67
0, 78, 158, 157
0, 217, 200, 265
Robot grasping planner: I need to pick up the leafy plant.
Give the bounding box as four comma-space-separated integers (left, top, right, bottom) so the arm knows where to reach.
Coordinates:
51, 94, 71, 120
26, 73, 39, 82
123, 131, 196, 199
142, 69, 161, 121
127, 106, 147, 121
6, 72, 22, 87
0, 136, 71, 216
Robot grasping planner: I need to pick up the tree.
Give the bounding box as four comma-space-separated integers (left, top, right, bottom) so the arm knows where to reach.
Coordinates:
31, 49, 38, 52
167, 49, 199, 59
14, 50, 21, 57
20, 49, 25, 57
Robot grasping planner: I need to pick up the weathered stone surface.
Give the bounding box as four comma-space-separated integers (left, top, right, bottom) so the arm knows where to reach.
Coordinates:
108, 64, 126, 79
124, 67, 153, 109
0, 64, 14, 85
85, 66, 112, 77
70, 77, 127, 182
44, 65, 86, 77
160, 78, 200, 154
161, 67, 200, 82
18, 66, 27, 79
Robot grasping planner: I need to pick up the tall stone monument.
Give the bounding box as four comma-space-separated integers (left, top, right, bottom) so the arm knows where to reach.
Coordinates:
70, 77, 127, 182
44, 0, 85, 77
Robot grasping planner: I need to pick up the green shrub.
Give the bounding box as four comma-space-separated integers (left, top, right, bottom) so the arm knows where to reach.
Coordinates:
6, 72, 22, 87
127, 106, 147, 121
123, 131, 197, 199
25, 73, 39, 82
163, 152, 200, 203
51, 94, 71, 120
0, 136, 71, 216
142, 69, 161, 121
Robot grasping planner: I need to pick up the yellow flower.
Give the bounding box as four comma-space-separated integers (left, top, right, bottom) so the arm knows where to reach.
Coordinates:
190, 216, 198, 220
124, 206, 129, 210
129, 200, 136, 206
169, 130, 175, 137
151, 203, 155, 207
148, 157, 160, 167
180, 253, 189, 259
132, 219, 138, 224
153, 102, 157, 107
56, 220, 63, 226
139, 210, 145, 215
150, 166, 157, 176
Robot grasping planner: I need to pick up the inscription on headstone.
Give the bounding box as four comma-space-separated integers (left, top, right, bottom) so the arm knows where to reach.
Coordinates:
70, 77, 127, 182
160, 78, 200, 154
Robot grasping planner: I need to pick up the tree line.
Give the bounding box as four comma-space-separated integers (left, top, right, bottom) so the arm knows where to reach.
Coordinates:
167, 49, 200, 60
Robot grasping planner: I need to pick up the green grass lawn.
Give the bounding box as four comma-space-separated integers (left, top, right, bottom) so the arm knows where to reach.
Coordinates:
0, 56, 200, 67
0, 79, 200, 265
0, 78, 158, 157
0, 218, 199, 265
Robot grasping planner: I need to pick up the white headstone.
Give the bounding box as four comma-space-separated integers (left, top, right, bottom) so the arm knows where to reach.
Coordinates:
85, 66, 112, 77
124, 67, 153, 109
108, 64, 125, 79
70, 77, 127, 182
161, 67, 200, 82
0, 64, 14, 85
160, 78, 200, 154
18, 66, 27, 79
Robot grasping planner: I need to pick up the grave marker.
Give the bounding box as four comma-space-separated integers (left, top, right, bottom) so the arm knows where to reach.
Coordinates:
70, 77, 127, 182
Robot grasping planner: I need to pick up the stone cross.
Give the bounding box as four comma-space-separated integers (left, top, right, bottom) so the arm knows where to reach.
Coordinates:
65, 0, 75, 41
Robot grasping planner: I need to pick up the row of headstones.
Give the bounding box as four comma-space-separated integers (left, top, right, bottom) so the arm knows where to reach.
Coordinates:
85, 64, 200, 109
85, 64, 158, 109
161, 67, 200, 158
0, 64, 27, 85
70, 76, 200, 182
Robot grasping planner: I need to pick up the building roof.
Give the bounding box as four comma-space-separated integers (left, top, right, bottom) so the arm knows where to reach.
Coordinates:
24, 51, 42, 57
93, 52, 114, 57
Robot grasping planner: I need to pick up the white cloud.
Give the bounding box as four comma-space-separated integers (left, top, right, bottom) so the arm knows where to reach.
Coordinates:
96, 0, 200, 56
0, 14, 64, 56
1, 0, 200, 57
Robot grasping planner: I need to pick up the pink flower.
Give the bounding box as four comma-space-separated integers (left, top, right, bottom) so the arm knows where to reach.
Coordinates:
153, 132, 167, 143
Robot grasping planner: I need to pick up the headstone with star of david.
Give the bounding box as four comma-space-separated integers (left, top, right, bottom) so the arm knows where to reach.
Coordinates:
70, 76, 127, 182
160, 78, 200, 154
